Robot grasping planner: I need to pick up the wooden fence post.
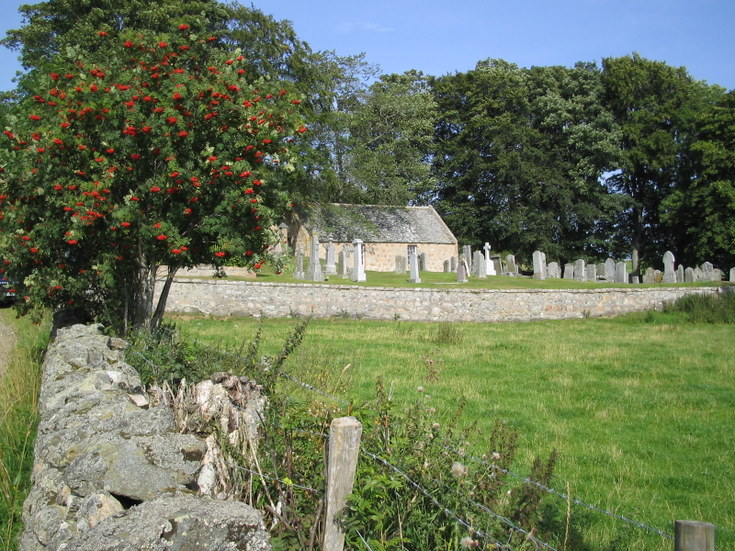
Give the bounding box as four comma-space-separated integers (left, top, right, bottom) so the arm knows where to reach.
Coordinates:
675, 520, 715, 551
323, 416, 362, 551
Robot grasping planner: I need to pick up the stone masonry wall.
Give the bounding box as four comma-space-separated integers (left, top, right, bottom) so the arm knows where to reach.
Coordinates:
161, 279, 723, 321
21, 324, 271, 551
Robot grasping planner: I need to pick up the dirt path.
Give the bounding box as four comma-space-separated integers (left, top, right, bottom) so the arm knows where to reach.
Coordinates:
0, 310, 16, 378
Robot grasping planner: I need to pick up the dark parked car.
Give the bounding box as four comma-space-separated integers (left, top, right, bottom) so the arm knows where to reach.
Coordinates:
0, 275, 15, 305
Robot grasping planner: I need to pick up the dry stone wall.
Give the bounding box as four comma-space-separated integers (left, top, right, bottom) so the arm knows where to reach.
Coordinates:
161, 279, 723, 321
21, 323, 271, 551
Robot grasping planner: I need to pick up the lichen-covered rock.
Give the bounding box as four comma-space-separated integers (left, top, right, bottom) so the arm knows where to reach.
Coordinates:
20, 324, 270, 551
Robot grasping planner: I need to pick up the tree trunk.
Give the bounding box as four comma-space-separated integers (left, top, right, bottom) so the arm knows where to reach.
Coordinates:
150, 265, 178, 333
631, 205, 642, 278
130, 263, 157, 333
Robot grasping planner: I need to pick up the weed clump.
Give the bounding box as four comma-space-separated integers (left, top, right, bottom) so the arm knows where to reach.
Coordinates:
663, 291, 735, 324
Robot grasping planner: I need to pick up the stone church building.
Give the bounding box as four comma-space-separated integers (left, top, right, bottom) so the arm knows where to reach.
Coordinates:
287, 203, 458, 272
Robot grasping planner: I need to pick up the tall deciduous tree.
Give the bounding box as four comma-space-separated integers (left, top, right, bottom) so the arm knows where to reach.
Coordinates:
601, 53, 701, 275
431, 60, 621, 263
0, 23, 305, 333
661, 89, 734, 268
347, 70, 438, 205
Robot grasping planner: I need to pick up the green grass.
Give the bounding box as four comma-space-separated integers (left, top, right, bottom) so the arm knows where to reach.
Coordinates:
182, 267, 733, 290
173, 310, 735, 550
0, 309, 50, 551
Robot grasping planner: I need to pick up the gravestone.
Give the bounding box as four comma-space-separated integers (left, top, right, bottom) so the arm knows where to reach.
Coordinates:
457, 259, 469, 283
473, 250, 487, 278
443, 259, 450, 272
685, 267, 695, 283
731, 267, 735, 282
351, 239, 366, 282
662, 251, 676, 283
408, 247, 421, 283
712, 269, 723, 282
418, 252, 427, 272
450, 256, 457, 272
506, 254, 518, 276
306, 233, 323, 282
654, 270, 663, 283
395, 256, 407, 274
462, 245, 472, 271
605, 258, 616, 282
676, 264, 684, 283
294, 249, 305, 280
491, 256, 503, 275
484, 243, 496, 275
574, 259, 586, 281
340, 244, 352, 278
615, 262, 628, 284
643, 267, 656, 284
586, 264, 597, 282
597, 263, 606, 280
631, 276, 640, 284
532, 250, 546, 280
563, 263, 574, 279
694, 266, 703, 281
324, 241, 337, 275
547, 261, 561, 279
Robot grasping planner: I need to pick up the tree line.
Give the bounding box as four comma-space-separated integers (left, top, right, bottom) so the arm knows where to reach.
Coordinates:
0, 0, 732, 330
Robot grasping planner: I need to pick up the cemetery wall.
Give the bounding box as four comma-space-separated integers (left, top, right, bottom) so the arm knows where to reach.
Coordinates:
161, 279, 723, 322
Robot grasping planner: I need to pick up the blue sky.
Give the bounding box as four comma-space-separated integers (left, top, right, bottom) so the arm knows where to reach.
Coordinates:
1, 0, 734, 91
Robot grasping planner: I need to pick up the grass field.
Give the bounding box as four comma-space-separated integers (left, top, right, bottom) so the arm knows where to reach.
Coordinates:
173, 309, 735, 550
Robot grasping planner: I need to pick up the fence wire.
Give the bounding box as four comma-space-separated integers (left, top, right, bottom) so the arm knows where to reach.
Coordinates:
129, 334, 674, 545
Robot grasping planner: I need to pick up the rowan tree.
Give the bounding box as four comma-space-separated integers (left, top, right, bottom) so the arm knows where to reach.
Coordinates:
0, 23, 305, 333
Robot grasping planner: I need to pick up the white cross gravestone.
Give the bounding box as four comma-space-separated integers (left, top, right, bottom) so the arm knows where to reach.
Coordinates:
484, 243, 496, 275
351, 239, 366, 282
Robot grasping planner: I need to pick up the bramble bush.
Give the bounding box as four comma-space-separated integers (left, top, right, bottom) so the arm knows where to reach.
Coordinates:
0, 21, 305, 333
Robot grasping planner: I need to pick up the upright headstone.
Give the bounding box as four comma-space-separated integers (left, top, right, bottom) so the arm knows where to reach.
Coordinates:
473, 250, 487, 278
586, 264, 597, 282
418, 252, 427, 272
574, 259, 586, 281
643, 267, 656, 284
324, 241, 337, 275
712, 269, 723, 282
605, 258, 616, 282
694, 266, 703, 282
685, 267, 695, 283
615, 261, 628, 284
597, 263, 606, 279
408, 247, 421, 284
563, 263, 574, 279
484, 243, 496, 275
395, 256, 407, 274
443, 259, 450, 273
462, 245, 472, 272
532, 251, 546, 280
662, 251, 676, 283
730, 267, 735, 282
457, 259, 469, 283
676, 264, 684, 283
631, 276, 640, 284
351, 239, 366, 282
492, 256, 503, 275
506, 254, 517, 276
294, 248, 305, 280
306, 233, 323, 282
450, 256, 457, 272
547, 261, 561, 279
340, 244, 352, 278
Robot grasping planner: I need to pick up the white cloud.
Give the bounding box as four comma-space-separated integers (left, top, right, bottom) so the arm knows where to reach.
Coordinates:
335, 21, 394, 34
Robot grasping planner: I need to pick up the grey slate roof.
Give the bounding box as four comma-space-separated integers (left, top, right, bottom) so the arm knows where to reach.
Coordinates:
298, 204, 457, 244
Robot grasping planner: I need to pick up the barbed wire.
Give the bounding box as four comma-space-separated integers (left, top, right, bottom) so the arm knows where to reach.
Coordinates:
229, 463, 320, 494
445, 445, 673, 541
361, 448, 509, 549
129, 334, 673, 544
